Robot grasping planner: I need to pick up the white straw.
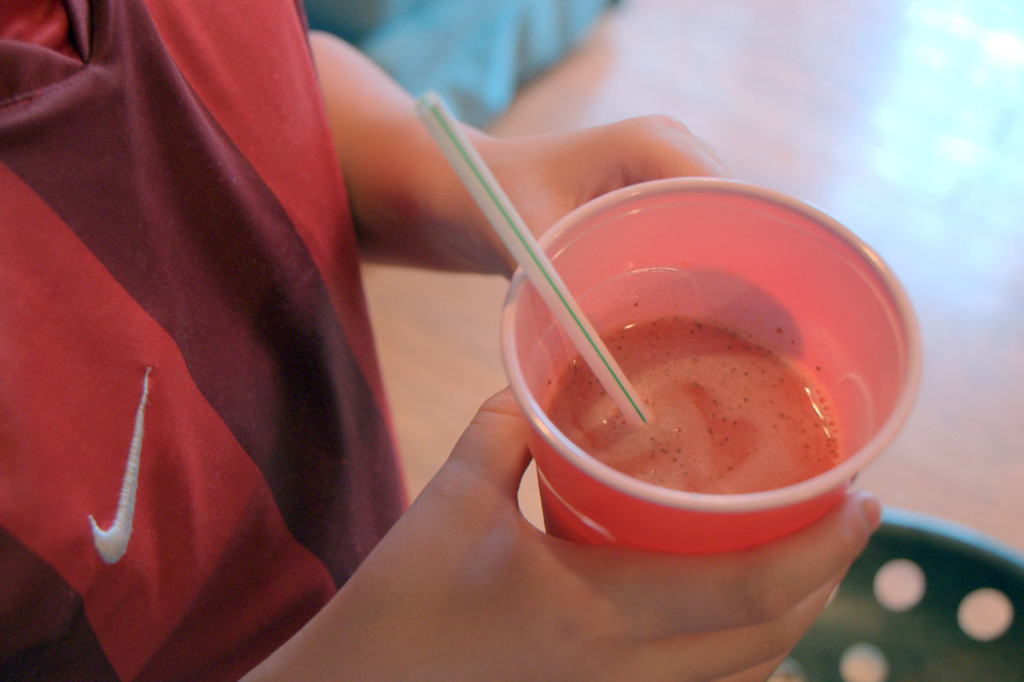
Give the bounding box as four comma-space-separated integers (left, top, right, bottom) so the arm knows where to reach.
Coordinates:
415, 92, 648, 425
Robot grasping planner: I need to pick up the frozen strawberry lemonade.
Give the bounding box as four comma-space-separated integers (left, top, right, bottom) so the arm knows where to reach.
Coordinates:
545, 315, 841, 495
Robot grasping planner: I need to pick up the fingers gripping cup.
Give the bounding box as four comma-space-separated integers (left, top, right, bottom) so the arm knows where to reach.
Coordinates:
501, 178, 921, 554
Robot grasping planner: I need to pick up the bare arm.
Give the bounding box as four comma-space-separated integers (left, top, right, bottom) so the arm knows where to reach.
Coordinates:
309, 30, 729, 276
310, 30, 508, 273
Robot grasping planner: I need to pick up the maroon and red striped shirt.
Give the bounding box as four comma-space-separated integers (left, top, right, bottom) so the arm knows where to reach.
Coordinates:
1, 0, 405, 678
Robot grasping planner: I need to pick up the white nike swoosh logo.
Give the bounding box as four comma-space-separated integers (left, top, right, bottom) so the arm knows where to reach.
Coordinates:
89, 366, 151, 564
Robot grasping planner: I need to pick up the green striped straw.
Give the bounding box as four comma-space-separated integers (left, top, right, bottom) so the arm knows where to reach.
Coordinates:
416, 92, 648, 425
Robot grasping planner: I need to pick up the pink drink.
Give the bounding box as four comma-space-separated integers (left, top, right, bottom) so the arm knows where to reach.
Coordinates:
546, 315, 841, 495
502, 178, 921, 552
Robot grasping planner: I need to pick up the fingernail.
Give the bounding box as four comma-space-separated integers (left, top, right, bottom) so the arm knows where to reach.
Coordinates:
859, 493, 882, 532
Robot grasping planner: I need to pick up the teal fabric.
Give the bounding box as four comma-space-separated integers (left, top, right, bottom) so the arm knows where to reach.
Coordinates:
305, 0, 614, 126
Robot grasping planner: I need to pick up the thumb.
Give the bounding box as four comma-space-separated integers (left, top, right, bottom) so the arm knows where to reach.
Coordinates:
444, 387, 533, 501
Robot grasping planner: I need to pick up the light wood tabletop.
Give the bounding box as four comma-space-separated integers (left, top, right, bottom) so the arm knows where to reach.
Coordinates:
363, 0, 1024, 554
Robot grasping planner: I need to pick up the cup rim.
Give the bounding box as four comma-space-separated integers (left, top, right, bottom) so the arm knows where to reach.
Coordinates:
501, 177, 923, 513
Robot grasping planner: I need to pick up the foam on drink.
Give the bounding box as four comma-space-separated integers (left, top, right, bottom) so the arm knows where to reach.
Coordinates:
545, 315, 841, 494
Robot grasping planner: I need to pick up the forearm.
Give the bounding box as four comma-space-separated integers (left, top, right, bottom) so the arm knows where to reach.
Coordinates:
309, 30, 729, 278
309, 31, 507, 274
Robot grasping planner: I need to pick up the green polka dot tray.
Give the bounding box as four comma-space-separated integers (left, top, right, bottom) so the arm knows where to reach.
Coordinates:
772, 507, 1024, 682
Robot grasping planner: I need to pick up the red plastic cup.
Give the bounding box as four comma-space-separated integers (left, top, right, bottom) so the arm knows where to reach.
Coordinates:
501, 178, 922, 553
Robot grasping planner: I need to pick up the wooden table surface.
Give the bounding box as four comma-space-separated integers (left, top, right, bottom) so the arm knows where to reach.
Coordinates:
363, 0, 1024, 554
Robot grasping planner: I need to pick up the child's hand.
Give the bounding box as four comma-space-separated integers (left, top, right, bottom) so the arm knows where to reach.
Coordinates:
311, 30, 729, 277
248, 388, 880, 681
465, 116, 731, 275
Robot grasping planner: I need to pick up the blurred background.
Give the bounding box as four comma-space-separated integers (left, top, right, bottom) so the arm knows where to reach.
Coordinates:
346, 0, 1024, 555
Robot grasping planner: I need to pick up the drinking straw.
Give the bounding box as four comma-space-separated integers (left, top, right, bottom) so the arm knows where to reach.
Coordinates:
415, 92, 648, 425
